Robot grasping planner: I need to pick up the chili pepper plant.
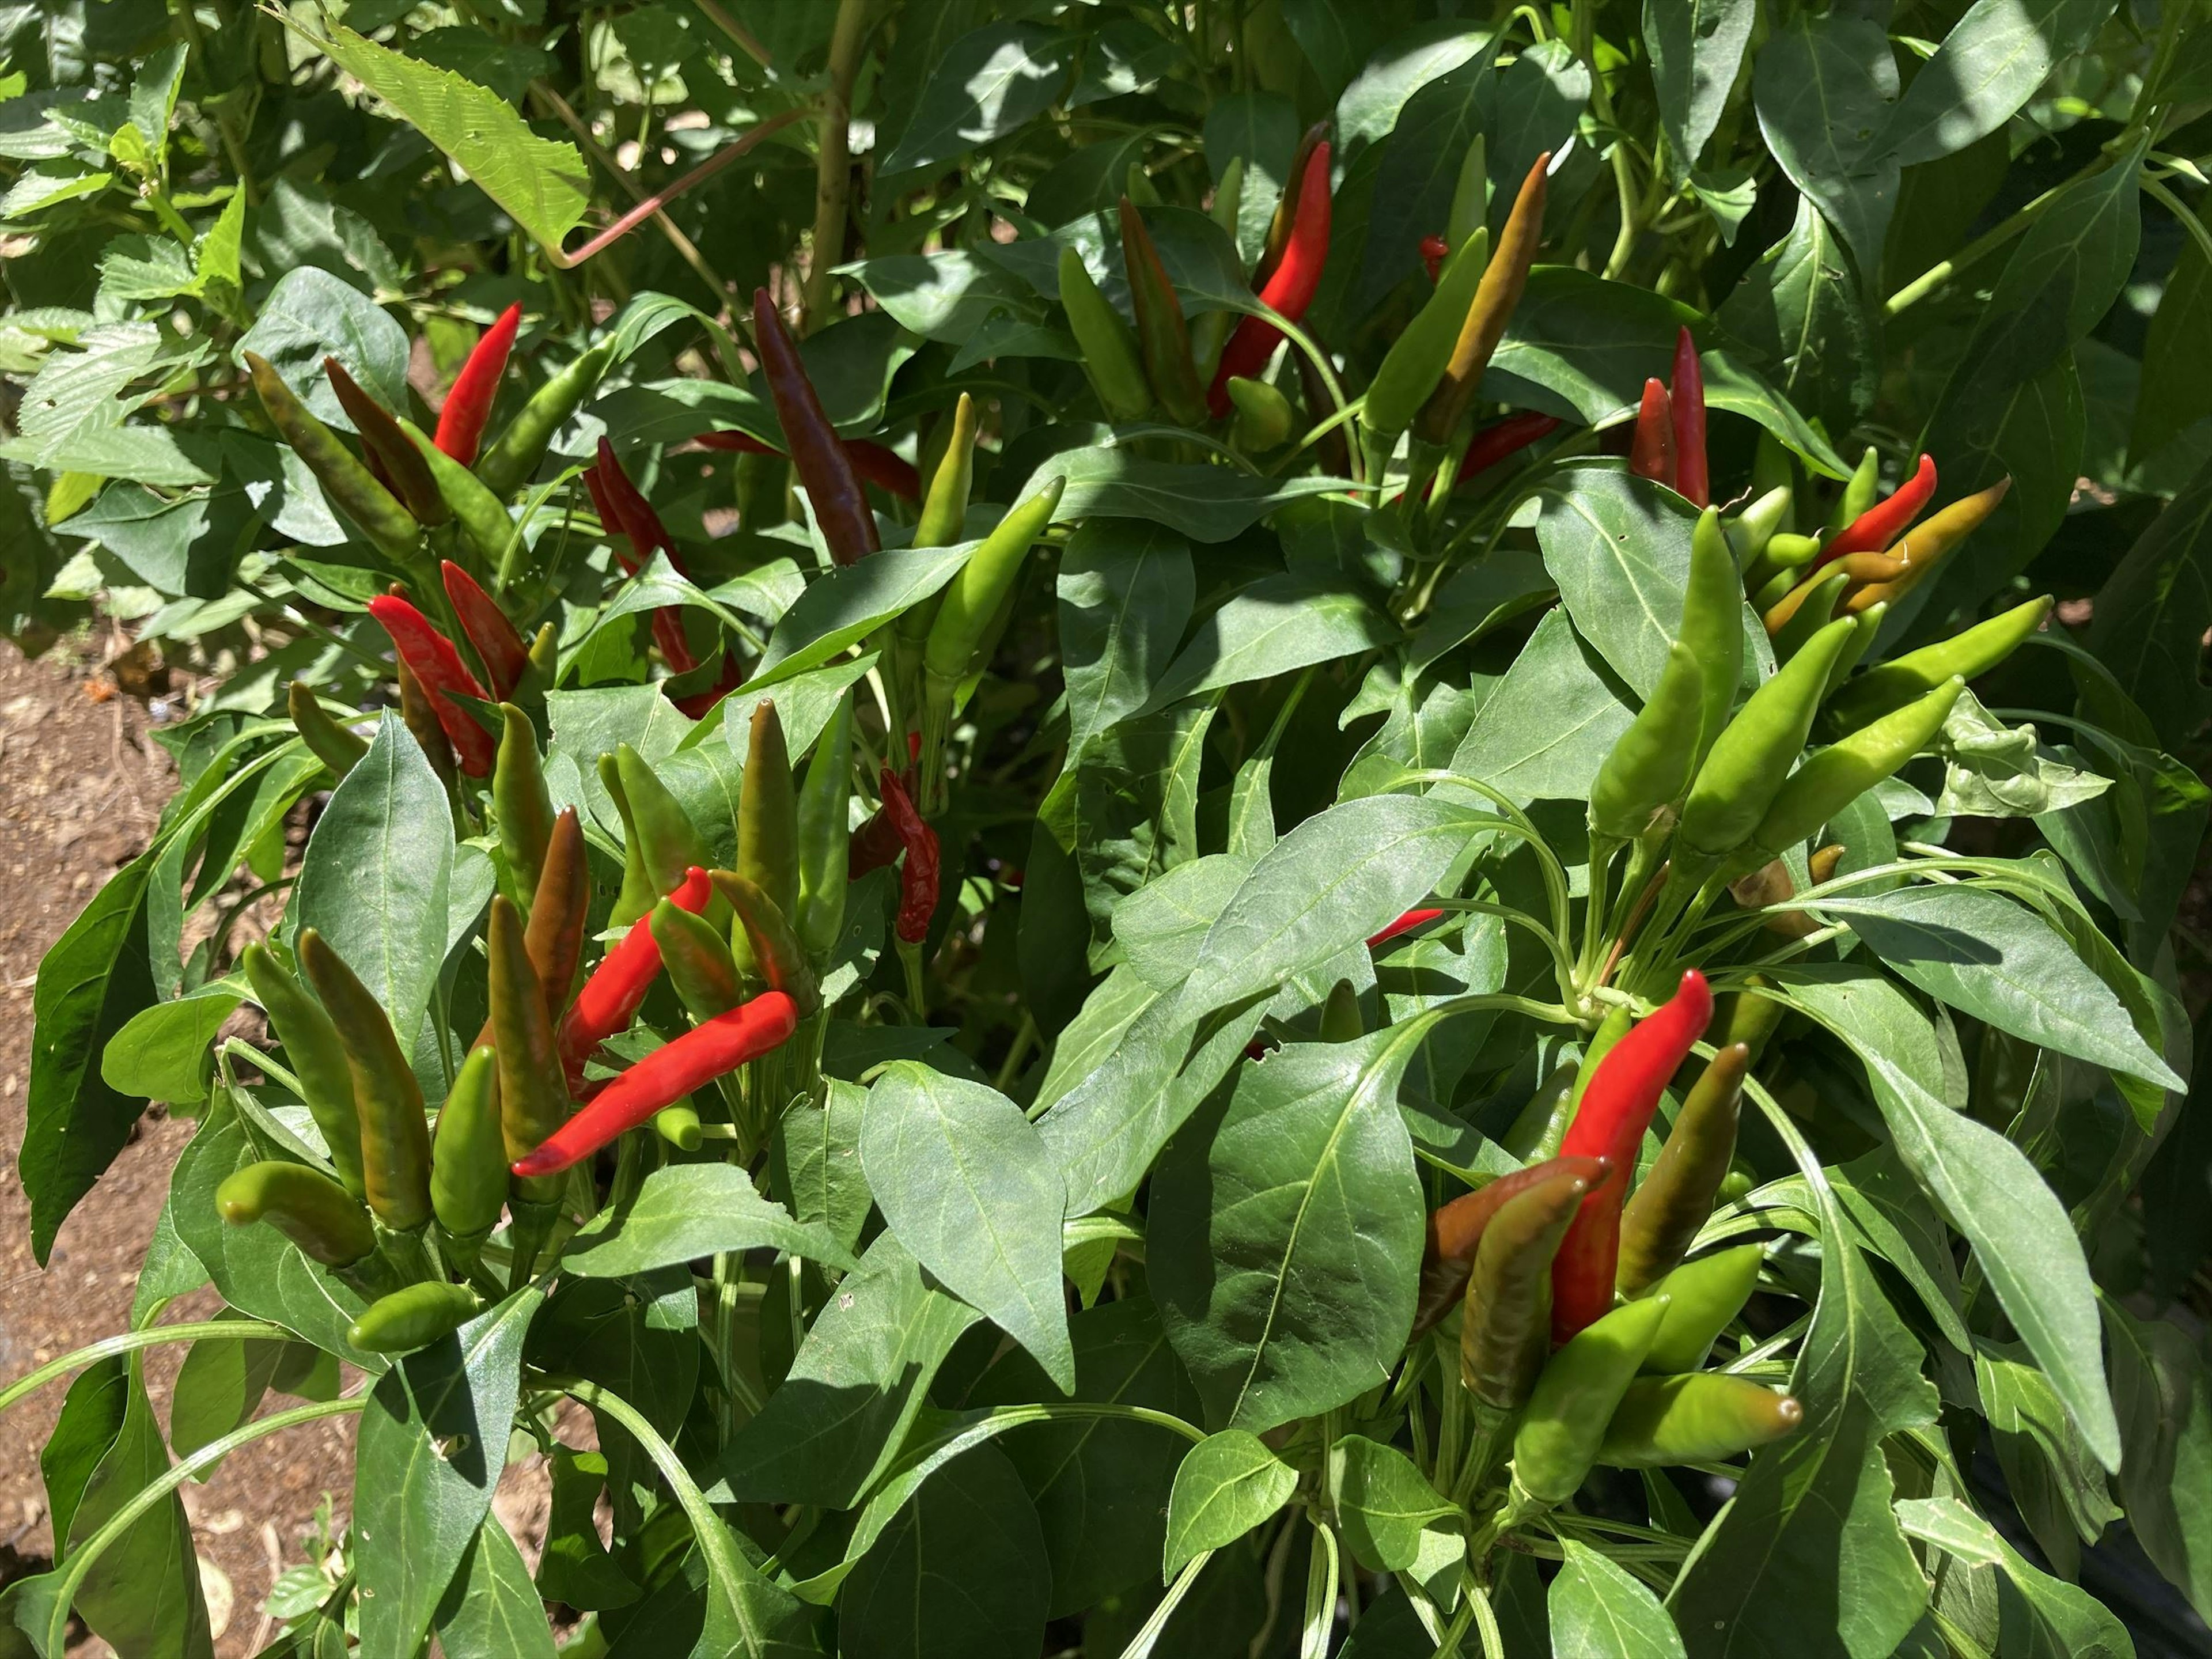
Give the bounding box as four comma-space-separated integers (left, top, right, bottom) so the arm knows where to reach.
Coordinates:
5, 2, 2212, 1656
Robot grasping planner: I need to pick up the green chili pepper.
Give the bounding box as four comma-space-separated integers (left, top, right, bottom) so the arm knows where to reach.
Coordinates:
475, 338, 616, 499
1446, 134, 1487, 249
654, 1103, 703, 1150
245, 351, 421, 563
1825, 595, 2052, 732
892, 392, 979, 666
1616, 1044, 1749, 1297
653, 896, 744, 1018
1059, 248, 1153, 425
1362, 225, 1489, 468
1749, 532, 1823, 589
1414, 151, 1549, 449
922, 477, 1065, 711
1226, 376, 1295, 451
324, 357, 447, 529
1460, 1162, 1590, 1411
1726, 486, 1793, 570
1824, 446, 1879, 540
397, 415, 516, 577
613, 744, 710, 902
242, 942, 366, 1202
488, 893, 571, 1187
297, 929, 433, 1234
1824, 601, 1885, 703
495, 704, 555, 914
287, 681, 369, 779
1597, 1373, 1803, 1468
429, 1044, 504, 1270
796, 691, 854, 956
738, 700, 800, 930
1511, 1294, 1671, 1508
1749, 677, 1963, 859
1500, 1060, 1580, 1160
216, 1160, 374, 1268
1211, 155, 1245, 241
1118, 199, 1209, 427
1678, 615, 1859, 860
1319, 979, 1363, 1042
710, 869, 819, 1014
347, 1280, 482, 1355
1713, 981, 1784, 1062
1123, 158, 1161, 207
1640, 1242, 1764, 1373
596, 754, 658, 930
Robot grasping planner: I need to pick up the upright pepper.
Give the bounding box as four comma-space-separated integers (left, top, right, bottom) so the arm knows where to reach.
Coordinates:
1597, 1373, 1802, 1468
521, 806, 590, 1018
516, 991, 800, 1177
1825, 594, 2052, 730
400, 418, 517, 579
1461, 1164, 1592, 1410
324, 358, 447, 528
395, 657, 459, 792
880, 766, 939, 944
241, 942, 366, 1200
487, 894, 571, 1181
297, 928, 433, 1235
442, 562, 529, 700
1414, 1155, 1608, 1335
369, 594, 498, 777
216, 1161, 374, 1268
1445, 134, 1487, 248
1728, 486, 1794, 570
613, 744, 711, 902
1616, 1043, 1749, 1296
1818, 452, 1936, 566
1118, 199, 1210, 427
1669, 328, 1708, 508
1551, 971, 1714, 1343
558, 865, 714, 1080
752, 288, 879, 565
1256, 120, 1330, 285
1761, 565, 1850, 646
711, 869, 819, 1013
1824, 447, 1880, 540
435, 302, 521, 467
653, 897, 744, 1018
348, 1281, 481, 1355
475, 337, 616, 499
796, 692, 855, 956
1363, 225, 1491, 468
1843, 478, 2012, 613
1628, 378, 1675, 488
429, 1044, 505, 1267
1749, 678, 1964, 858
245, 351, 419, 562
1677, 616, 1859, 860
288, 681, 368, 778
923, 478, 1065, 714
1512, 1294, 1672, 1507
891, 393, 979, 673
494, 704, 555, 912
1059, 249, 1153, 425
1640, 1243, 1764, 1373
599, 755, 659, 930
1414, 152, 1550, 449
1209, 139, 1334, 415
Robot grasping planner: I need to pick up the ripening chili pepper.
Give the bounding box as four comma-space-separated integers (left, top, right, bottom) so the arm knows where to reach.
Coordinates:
288, 681, 368, 778
880, 766, 939, 944
599, 756, 658, 930
429, 1044, 504, 1268
1598, 1373, 1803, 1468
1823, 550, 1911, 588
1415, 152, 1550, 449
653, 896, 744, 1018
1414, 1156, 1610, 1336
1551, 971, 1714, 1343
1843, 478, 2013, 613
217, 1160, 375, 1268
1209, 141, 1334, 416
241, 942, 366, 1200
324, 357, 448, 528
1669, 327, 1708, 508
348, 1281, 482, 1355
711, 869, 820, 1014
796, 692, 855, 956
1368, 907, 1445, 951
516, 990, 800, 1177
1419, 234, 1449, 283
395, 657, 459, 794
1641, 1243, 1765, 1373
1522, 1005, 1637, 1164
441, 562, 529, 700
1257, 121, 1330, 286
395, 415, 516, 578
434, 304, 520, 466
297, 928, 434, 1234
556, 865, 714, 1081
1059, 248, 1154, 425
593, 438, 682, 572
1628, 378, 1675, 488
1818, 453, 1936, 566
1824, 447, 1881, 540
1761, 565, 1850, 647
522, 807, 589, 1014
1678, 616, 1860, 860
475, 336, 616, 499
493, 704, 554, 912
1616, 1045, 1749, 1298
1512, 1293, 1671, 1506
752, 288, 879, 566
245, 351, 421, 562
613, 744, 712, 903
1118, 200, 1210, 427
737, 701, 801, 935
1461, 1164, 1593, 1410
1827, 594, 2052, 732
1750, 678, 1964, 858
1364, 226, 1491, 467
1226, 376, 1295, 450
1456, 412, 1560, 488
488, 893, 571, 1177
923, 477, 1065, 718
368, 595, 497, 777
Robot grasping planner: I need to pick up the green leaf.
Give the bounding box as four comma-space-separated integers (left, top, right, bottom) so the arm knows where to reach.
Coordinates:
1333, 22, 1495, 152
304, 25, 589, 251
878, 20, 1077, 175
839, 249, 1040, 342
435, 1516, 556, 1659
771, 1078, 873, 1253
2086, 449, 2212, 753
1552, 1538, 1687, 1658
1893, 1497, 2133, 1657
1752, 10, 1899, 275
1039, 445, 1348, 542
860, 1064, 1075, 1391
2103, 1301, 2212, 1622
168, 1334, 284, 1467
1718, 196, 1875, 441
1881, 0, 2118, 166
1645, 0, 1755, 172
236, 266, 414, 421
1152, 1028, 1427, 1431
1535, 465, 1705, 699
749, 542, 974, 687
1352, 43, 1499, 312
100, 983, 240, 1105
532, 1447, 637, 1611
125, 41, 186, 172
1059, 519, 1195, 759
1142, 573, 1397, 714
2131, 232, 2212, 469
1161, 1430, 1297, 1577
1408, 547, 1556, 672
1448, 608, 1634, 804
561, 1161, 859, 1278
1329, 1435, 1457, 1573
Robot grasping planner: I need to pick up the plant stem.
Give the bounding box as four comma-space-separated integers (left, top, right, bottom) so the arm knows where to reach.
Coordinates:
804, 0, 873, 332
1883, 153, 2113, 316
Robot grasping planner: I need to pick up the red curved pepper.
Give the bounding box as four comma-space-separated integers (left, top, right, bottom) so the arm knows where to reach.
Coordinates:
440, 560, 528, 700
1456, 412, 1564, 486
368, 594, 497, 776
1207, 141, 1334, 417
1420, 234, 1449, 285
752, 289, 881, 565
556, 865, 713, 1087
434, 302, 521, 467
1550, 969, 1714, 1343
517, 990, 799, 1176
694, 429, 920, 502
1368, 907, 1444, 949
586, 440, 737, 685
1820, 453, 1938, 566
1669, 327, 1708, 508
880, 767, 939, 944
1628, 378, 1675, 490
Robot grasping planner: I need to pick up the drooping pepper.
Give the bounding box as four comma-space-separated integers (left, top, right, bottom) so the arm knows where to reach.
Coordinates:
368, 594, 498, 777
589, 440, 714, 681
347, 1281, 482, 1355
1627, 378, 1675, 489
1760, 564, 1850, 645
693, 429, 919, 501
1843, 478, 2013, 613
1226, 376, 1295, 450
1058, 248, 1154, 425
287, 681, 369, 778
1669, 327, 1708, 509
556, 865, 714, 1081
216, 1160, 374, 1268
752, 287, 879, 566
297, 927, 434, 1234
1596, 1373, 1802, 1468
245, 351, 421, 562
710, 869, 820, 1014
395, 657, 459, 793
880, 766, 939, 944
1677, 616, 1859, 861
324, 357, 447, 529
487, 893, 571, 1178
1616, 1043, 1749, 1297
1208, 139, 1333, 415
1460, 1163, 1593, 1410
1640, 1243, 1764, 1373
1413, 1155, 1609, 1336
1551, 971, 1714, 1343
1118, 199, 1210, 427
475, 336, 616, 499
1512, 1293, 1671, 1506
514, 991, 800, 1177
429, 1044, 505, 1267
1414, 152, 1550, 449
1818, 452, 1936, 566
241, 941, 366, 1201
795, 691, 855, 956
1363, 225, 1491, 469
434, 302, 521, 467
1455, 412, 1561, 488
442, 561, 530, 700
1825, 594, 2052, 730
494, 704, 555, 912
652, 896, 744, 1018
1749, 677, 1964, 858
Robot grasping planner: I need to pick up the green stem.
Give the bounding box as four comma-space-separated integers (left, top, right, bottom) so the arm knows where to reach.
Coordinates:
803, 0, 873, 331
1884, 151, 2120, 316
0, 1320, 286, 1416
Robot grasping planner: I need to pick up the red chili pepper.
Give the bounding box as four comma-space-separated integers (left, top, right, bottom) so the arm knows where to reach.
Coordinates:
1368, 907, 1444, 949
1628, 378, 1676, 490
439, 560, 529, 700
694, 430, 920, 503
1669, 327, 1708, 508
849, 805, 904, 877
1820, 453, 1938, 565
587, 441, 725, 680
879, 766, 939, 944
1456, 412, 1564, 486
752, 289, 881, 565
1207, 141, 1334, 417
1420, 234, 1449, 284
582, 464, 639, 574
516, 990, 799, 1176
435, 302, 521, 467
556, 865, 713, 1088
1550, 970, 1715, 1343
367, 594, 497, 777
